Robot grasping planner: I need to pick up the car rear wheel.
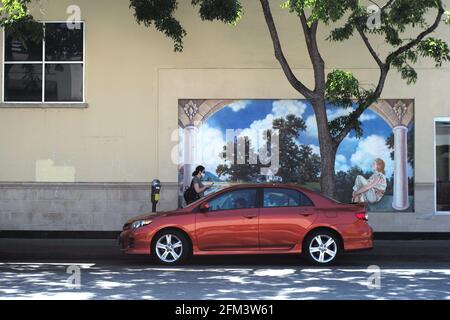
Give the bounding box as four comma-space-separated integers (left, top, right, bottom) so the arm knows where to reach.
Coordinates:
152, 230, 191, 265
303, 230, 340, 265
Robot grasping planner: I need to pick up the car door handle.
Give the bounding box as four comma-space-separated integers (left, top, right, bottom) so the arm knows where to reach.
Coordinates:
243, 215, 258, 219
298, 212, 314, 216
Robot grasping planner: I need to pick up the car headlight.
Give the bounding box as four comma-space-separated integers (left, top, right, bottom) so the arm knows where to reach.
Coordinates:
131, 220, 152, 230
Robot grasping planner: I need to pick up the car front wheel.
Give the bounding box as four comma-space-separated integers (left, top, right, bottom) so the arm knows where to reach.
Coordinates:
303, 230, 340, 265
152, 230, 191, 265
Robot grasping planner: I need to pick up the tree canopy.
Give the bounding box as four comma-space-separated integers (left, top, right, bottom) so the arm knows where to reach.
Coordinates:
125, 0, 449, 142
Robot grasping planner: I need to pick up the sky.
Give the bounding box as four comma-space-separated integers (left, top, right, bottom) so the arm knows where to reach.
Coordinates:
181, 99, 414, 180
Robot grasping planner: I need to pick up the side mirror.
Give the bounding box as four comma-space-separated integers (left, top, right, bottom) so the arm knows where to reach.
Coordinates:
199, 202, 210, 212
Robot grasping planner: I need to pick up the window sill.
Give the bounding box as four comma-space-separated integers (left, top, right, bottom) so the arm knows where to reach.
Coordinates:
0, 103, 88, 109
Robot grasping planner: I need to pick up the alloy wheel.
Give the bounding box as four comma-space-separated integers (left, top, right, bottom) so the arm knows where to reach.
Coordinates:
155, 234, 183, 263
308, 234, 338, 264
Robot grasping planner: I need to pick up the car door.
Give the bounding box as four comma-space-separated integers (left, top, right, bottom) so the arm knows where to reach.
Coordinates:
195, 188, 259, 251
259, 187, 316, 250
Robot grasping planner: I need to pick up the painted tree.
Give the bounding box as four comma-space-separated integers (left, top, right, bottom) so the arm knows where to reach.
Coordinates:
216, 135, 261, 181
270, 114, 320, 184
4, 0, 450, 197
127, 0, 450, 197
216, 114, 321, 184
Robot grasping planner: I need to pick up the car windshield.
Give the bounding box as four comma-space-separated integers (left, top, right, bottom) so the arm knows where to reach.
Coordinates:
186, 186, 220, 207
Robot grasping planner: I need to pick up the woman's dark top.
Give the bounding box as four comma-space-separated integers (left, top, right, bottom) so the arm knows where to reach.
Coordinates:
192, 176, 205, 197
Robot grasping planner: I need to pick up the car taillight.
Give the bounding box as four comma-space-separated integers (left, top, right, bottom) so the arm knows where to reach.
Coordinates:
356, 212, 368, 221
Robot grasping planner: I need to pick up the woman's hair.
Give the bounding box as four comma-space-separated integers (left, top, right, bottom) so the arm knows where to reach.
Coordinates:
374, 158, 385, 174
192, 165, 206, 177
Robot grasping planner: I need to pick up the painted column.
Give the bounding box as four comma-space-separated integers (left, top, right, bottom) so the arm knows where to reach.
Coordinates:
392, 125, 410, 210
183, 125, 198, 190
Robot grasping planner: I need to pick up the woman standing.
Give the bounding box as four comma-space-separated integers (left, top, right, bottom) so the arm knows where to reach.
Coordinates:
185, 165, 213, 204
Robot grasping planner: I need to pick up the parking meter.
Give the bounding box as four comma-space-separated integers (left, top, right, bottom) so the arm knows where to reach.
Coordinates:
151, 179, 161, 212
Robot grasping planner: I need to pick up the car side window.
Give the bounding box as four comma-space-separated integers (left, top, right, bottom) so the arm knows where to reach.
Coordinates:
263, 188, 300, 207
299, 192, 314, 206
263, 188, 314, 207
208, 189, 257, 212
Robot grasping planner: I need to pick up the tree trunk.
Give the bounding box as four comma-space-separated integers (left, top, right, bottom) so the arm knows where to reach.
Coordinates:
311, 98, 337, 198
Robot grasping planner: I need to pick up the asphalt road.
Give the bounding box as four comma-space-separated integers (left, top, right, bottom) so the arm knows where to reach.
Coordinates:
0, 239, 450, 300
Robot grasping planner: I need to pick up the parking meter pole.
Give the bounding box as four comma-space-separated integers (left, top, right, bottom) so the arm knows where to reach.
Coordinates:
151, 179, 161, 213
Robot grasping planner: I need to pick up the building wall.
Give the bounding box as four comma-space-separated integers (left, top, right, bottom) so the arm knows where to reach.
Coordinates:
0, 0, 449, 231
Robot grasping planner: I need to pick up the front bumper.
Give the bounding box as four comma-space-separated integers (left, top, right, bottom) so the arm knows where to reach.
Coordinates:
118, 229, 151, 255
118, 229, 133, 250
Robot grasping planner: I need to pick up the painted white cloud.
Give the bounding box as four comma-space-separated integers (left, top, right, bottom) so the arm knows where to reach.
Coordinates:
305, 115, 318, 137
309, 144, 320, 156
305, 107, 376, 138
196, 124, 227, 174
350, 134, 394, 177
238, 100, 308, 149
272, 100, 307, 118
227, 100, 251, 112
335, 154, 350, 172
360, 113, 377, 122
308, 146, 351, 173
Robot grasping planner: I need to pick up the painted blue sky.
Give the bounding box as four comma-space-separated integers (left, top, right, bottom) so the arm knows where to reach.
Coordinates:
193, 99, 413, 179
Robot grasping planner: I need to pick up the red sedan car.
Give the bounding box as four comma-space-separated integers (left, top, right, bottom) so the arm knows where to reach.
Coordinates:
119, 184, 373, 265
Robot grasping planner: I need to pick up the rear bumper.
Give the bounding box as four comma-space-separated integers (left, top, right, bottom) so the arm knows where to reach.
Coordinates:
344, 238, 374, 252
342, 225, 374, 252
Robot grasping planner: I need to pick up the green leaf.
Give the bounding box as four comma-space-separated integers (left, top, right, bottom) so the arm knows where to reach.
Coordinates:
192, 0, 243, 25
328, 21, 354, 41
129, 0, 186, 52
417, 37, 450, 67
329, 115, 363, 139
0, 0, 32, 25
325, 69, 360, 108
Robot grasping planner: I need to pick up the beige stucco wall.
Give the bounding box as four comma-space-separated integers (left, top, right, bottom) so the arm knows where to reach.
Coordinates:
0, 0, 449, 183
0, 0, 449, 231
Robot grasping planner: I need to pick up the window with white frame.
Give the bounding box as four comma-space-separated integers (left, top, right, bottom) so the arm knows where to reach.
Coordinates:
435, 119, 450, 212
3, 22, 84, 103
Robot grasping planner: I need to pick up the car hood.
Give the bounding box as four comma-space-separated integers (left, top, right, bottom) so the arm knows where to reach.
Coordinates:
126, 210, 184, 224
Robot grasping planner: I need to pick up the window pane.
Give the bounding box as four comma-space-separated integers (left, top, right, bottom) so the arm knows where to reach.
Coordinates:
300, 192, 314, 206
263, 188, 300, 207
45, 64, 83, 102
436, 121, 450, 212
5, 26, 43, 61
45, 23, 83, 61
209, 189, 257, 211
4, 64, 42, 102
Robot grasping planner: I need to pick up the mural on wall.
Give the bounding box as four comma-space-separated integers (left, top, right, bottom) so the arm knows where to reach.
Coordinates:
178, 99, 414, 212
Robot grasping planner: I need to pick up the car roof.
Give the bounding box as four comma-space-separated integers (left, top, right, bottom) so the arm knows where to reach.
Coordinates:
224, 183, 314, 193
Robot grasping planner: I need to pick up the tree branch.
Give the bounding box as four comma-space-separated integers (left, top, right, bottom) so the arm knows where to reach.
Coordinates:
334, 65, 389, 145
355, 22, 384, 68
386, 4, 445, 65
334, 2, 444, 144
380, 0, 396, 12
259, 0, 314, 99
298, 9, 326, 95
296, 5, 325, 96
